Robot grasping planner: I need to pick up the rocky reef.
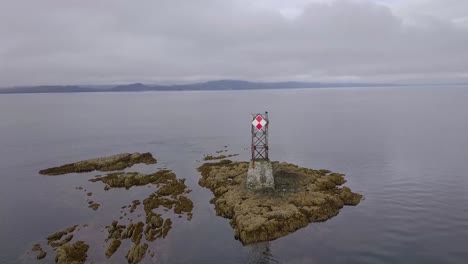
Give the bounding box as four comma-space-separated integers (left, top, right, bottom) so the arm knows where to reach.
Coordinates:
93, 169, 193, 263
198, 160, 363, 244
31, 168, 193, 264
39, 152, 157, 175
30, 224, 88, 263
55, 241, 89, 264
89, 170, 176, 190
31, 151, 193, 264
46, 225, 78, 248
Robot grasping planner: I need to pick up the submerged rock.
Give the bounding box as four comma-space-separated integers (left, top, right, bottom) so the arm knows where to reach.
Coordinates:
36, 250, 47, 260
31, 244, 47, 260
88, 201, 100, 210
32, 244, 42, 252
204, 155, 227, 161
39, 152, 157, 175
198, 160, 363, 244
55, 241, 89, 264
130, 200, 141, 213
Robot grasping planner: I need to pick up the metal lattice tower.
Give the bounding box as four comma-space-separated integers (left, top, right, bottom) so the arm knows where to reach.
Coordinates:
251, 112, 269, 162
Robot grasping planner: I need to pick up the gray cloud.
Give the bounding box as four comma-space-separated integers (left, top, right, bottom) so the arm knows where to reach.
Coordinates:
0, 0, 467, 86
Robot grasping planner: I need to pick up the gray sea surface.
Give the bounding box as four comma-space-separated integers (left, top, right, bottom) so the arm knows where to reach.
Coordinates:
0, 86, 467, 264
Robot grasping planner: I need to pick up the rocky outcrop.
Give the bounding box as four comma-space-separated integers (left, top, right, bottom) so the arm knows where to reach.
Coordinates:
89, 170, 175, 190
47, 225, 78, 247
96, 169, 193, 263
126, 243, 148, 264
33, 151, 192, 264
39, 152, 157, 175
55, 241, 89, 264
105, 239, 122, 258
198, 160, 363, 244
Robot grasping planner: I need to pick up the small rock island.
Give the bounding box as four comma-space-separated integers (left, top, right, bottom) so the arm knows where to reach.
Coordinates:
198, 159, 363, 244
39, 152, 157, 175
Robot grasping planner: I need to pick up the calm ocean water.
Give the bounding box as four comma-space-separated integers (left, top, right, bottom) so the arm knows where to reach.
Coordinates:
0, 86, 467, 264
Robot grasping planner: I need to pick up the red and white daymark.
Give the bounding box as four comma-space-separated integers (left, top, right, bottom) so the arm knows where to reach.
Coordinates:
252, 115, 267, 130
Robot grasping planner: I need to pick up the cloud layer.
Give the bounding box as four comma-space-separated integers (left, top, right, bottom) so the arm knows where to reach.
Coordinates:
1, 0, 467, 86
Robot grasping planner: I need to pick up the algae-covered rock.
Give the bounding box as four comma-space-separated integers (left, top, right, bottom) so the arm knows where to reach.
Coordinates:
55, 241, 89, 264
156, 178, 187, 196
198, 160, 363, 244
47, 225, 78, 245
49, 234, 73, 248
39, 152, 157, 175
131, 222, 144, 245
126, 243, 148, 264
138, 179, 193, 242
89, 170, 176, 190
204, 155, 227, 161
174, 196, 194, 215
105, 239, 122, 258
161, 219, 172, 238
47, 231, 67, 242
339, 186, 362, 205
105, 221, 126, 242
142, 191, 192, 220
204, 154, 239, 161
144, 213, 164, 241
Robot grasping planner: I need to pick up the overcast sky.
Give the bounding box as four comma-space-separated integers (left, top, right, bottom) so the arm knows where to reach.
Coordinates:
1, 0, 468, 86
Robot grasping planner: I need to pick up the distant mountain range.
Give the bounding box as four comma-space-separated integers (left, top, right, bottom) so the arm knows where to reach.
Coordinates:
0, 80, 399, 94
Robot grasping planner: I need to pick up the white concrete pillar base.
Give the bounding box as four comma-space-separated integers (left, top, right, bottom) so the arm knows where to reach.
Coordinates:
247, 160, 275, 190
